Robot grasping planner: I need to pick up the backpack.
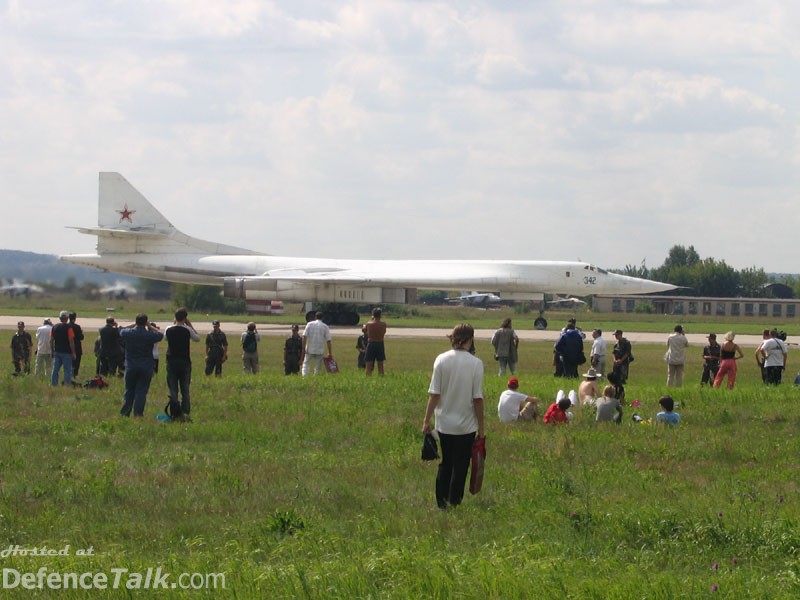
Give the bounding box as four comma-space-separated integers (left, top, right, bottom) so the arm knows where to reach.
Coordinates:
242, 331, 257, 353
164, 398, 184, 421
83, 375, 108, 389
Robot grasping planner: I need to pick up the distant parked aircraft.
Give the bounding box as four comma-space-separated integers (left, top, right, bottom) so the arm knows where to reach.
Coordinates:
0, 279, 44, 297
61, 173, 677, 325
445, 291, 503, 307
546, 295, 587, 308
97, 281, 138, 300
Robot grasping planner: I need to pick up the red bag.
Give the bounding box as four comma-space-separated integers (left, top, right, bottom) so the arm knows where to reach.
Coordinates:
323, 357, 339, 373
469, 436, 486, 495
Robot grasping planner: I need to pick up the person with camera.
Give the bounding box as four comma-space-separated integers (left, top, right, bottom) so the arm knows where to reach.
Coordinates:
119, 314, 163, 417
755, 329, 771, 383
701, 333, 721, 386
760, 328, 788, 385
204, 320, 228, 377
165, 308, 200, 419
98, 316, 124, 377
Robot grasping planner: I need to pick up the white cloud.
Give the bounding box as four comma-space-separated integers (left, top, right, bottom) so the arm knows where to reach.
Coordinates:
0, 0, 799, 273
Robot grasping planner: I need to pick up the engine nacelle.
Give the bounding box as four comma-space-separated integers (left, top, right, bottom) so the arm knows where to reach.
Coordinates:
223, 277, 415, 304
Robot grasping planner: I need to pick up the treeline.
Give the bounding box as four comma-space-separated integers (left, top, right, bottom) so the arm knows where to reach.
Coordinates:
619, 245, 795, 298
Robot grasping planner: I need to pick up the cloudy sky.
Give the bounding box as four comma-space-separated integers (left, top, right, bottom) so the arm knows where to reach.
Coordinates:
1, 1, 798, 274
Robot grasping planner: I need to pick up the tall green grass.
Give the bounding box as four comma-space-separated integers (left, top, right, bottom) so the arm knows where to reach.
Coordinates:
1, 334, 798, 597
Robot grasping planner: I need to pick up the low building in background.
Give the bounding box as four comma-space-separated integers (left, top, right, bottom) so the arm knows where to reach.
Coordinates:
594, 295, 800, 320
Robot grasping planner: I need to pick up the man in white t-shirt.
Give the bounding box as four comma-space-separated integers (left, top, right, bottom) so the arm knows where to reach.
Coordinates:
302, 312, 333, 376
35, 318, 53, 378
497, 377, 538, 422
760, 329, 788, 385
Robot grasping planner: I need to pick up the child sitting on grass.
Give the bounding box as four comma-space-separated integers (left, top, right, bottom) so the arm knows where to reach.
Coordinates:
543, 397, 572, 425
655, 395, 681, 426
595, 385, 623, 424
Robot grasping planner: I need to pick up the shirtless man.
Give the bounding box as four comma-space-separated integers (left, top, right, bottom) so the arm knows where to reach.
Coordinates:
578, 368, 601, 406
365, 307, 388, 376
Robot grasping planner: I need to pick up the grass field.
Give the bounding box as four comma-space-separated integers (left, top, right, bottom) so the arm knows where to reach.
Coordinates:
1, 326, 799, 597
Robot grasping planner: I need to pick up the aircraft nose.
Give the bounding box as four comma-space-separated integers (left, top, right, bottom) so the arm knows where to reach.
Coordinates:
609, 272, 676, 295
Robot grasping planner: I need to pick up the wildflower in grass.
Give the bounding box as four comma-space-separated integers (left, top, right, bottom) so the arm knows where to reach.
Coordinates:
711, 584, 719, 592
731, 557, 738, 565
711, 562, 719, 570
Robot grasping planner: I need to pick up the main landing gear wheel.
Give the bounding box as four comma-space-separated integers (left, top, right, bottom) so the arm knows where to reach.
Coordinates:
331, 311, 360, 326
533, 316, 548, 330
307, 310, 360, 326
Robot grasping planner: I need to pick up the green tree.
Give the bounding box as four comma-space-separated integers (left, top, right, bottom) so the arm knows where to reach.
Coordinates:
739, 267, 770, 297
172, 284, 244, 313
691, 258, 739, 297
650, 264, 695, 296
662, 245, 700, 269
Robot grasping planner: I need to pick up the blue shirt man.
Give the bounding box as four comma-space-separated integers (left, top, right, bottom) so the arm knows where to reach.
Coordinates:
555, 322, 584, 378
119, 314, 163, 417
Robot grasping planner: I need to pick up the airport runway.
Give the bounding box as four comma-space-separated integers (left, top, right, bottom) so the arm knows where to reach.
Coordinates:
0, 315, 779, 348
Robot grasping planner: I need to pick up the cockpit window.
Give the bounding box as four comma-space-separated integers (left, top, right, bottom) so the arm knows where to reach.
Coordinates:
584, 264, 608, 275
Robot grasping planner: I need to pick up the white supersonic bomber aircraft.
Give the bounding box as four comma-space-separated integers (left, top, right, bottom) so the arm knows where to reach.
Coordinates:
61, 173, 676, 325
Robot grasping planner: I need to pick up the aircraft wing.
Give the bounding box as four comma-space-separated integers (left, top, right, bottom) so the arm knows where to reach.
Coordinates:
257, 268, 371, 285
253, 265, 507, 290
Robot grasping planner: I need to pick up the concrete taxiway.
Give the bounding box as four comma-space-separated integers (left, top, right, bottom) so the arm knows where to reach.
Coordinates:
1, 315, 779, 348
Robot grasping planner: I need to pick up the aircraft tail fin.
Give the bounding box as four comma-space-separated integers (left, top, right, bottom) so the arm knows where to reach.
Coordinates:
99, 172, 175, 232
72, 172, 259, 256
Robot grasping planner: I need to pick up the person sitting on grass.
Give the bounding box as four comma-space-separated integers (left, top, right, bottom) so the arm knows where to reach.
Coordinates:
578, 368, 601, 406
606, 370, 625, 405
655, 395, 681, 426
497, 377, 539, 423
595, 385, 623, 424
543, 396, 572, 425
